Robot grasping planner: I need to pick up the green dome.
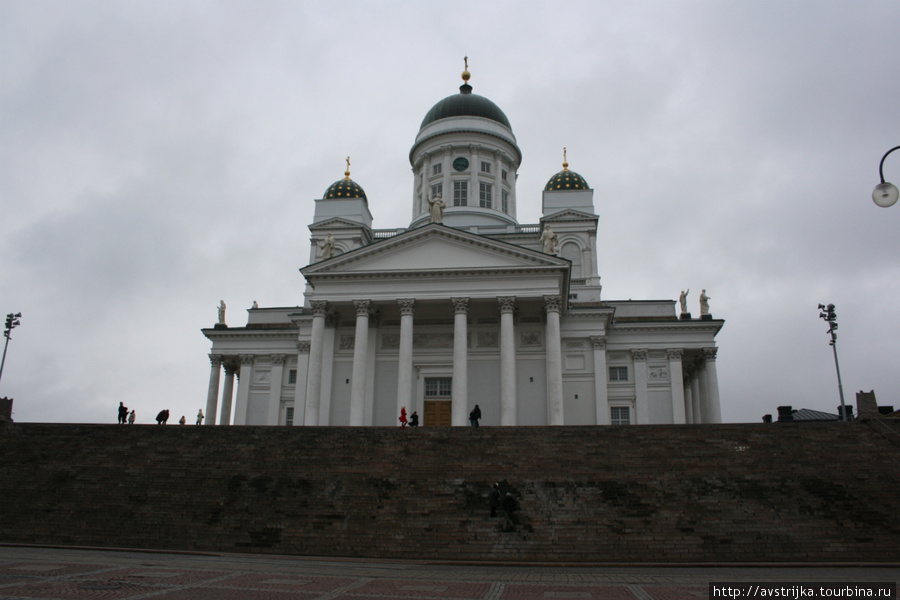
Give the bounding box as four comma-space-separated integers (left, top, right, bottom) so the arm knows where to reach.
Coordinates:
420, 83, 512, 130
324, 177, 367, 201
544, 168, 590, 191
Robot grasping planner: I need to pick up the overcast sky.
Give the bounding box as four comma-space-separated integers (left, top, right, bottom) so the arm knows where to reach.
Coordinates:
1, 0, 898, 425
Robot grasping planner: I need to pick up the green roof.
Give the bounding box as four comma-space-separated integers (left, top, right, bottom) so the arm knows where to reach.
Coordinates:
324, 178, 367, 201
544, 169, 590, 191
420, 84, 511, 130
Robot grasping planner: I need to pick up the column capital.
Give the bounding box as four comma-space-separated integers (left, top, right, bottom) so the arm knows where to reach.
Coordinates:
353, 299, 372, 316
398, 298, 416, 316
631, 348, 649, 362
589, 336, 607, 349
240, 354, 254, 366
498, 296, 516, 314
310, 300, 329, 317
667, 348, 684, 360
543, 295, 563, 313
209, 354, 224, 367
297, 341, 311, 353
703, 347, 718, 361
452, 297, 470, 314
271, 354, 286, 365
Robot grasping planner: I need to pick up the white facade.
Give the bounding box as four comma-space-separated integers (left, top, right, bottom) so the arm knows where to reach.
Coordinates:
202, 70, 724, 427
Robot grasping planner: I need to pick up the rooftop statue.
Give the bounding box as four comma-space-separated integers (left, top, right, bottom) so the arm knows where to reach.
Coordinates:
428, 194, 445, 224
700, 289, 711, 316
541, 224, 558, 254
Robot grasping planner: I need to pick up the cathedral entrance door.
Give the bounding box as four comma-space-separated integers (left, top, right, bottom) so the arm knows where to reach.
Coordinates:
424, 400, 452, 427
423, 376, 452, 427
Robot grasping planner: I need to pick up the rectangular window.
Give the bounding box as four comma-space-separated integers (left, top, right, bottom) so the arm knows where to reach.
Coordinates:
501, 169, 508, 181
609, 366, 628, 382
479, 182, 492, 208
502, 189, 509, 213
425, 377, 452, 398
481, 161, 491, 173
285, 407, 294, 427
288, 369, 297, 384
453, 180, 468, 206
433, 163, 442, 175
431, 183, 442, 199
610, 406, 631, 425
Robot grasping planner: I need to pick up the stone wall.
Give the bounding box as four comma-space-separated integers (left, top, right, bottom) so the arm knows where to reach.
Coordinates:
1, 421, 898, 563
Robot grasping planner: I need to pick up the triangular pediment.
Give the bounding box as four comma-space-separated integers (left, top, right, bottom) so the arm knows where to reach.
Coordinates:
308, 216, 369, 231
542, 208, 599, 223
303, 224, 568, 277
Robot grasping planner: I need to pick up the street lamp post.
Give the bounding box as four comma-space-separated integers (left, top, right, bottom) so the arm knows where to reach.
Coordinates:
818, 303, 847, 421
872, 145, 899, 207
1, 312, 22, 386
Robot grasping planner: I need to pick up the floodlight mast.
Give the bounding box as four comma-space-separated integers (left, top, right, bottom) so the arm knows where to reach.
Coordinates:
1, 312, 22, 386
818, 304, 847, 421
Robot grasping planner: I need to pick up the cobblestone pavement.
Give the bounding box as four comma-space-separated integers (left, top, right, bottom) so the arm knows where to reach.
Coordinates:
0, 546, 896, 600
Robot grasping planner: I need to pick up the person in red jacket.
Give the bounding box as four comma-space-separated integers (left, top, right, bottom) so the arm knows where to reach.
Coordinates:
399, 406, 408, 429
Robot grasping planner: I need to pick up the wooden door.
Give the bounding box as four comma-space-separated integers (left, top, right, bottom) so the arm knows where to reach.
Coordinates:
424, 400, 452, 427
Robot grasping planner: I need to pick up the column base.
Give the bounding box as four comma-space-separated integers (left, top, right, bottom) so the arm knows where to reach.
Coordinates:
701, 314, 713, 320
680, 313, 692, 320
213, 323, 228, 329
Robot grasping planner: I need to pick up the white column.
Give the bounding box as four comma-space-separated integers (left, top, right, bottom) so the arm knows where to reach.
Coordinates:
668, 349, 686, 424
266, 354, 285, 426
293, 342, 310, 425
691, 369, 702, 424
349, 299, 371, 426
697, 360, 709, 423
702, 347, 722, 423
545, 295, 564, 425
683, 371, 694, 424
590, 336, 609, 425
632, 349, 649, 424
397, 299, 415, 421
205, 354, 222, 426
498, 296, 517, 426
219, 362, 237, 426
452, 297, 469, 426
233, 354, 253, 425
469, 144, 480, 206
441, 145, 452, 206
304, 301, 328, 426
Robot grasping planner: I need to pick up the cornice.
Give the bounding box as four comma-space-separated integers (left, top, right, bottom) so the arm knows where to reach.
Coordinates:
610, 320, 725, 335
202, 328, 299, 342
305, 264, 569, 283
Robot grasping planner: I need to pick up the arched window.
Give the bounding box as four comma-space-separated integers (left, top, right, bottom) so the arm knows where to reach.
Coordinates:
560, 241, 583, 279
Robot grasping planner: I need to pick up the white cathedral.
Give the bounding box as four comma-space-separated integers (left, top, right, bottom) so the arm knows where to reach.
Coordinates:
202, 64, 724, 428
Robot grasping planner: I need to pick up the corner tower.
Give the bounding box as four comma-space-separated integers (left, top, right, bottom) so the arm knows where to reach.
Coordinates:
409, 59, 522, 229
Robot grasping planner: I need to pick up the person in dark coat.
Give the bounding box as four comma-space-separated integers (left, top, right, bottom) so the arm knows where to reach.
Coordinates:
502, 492, 517, 530
469, 404, 481, 427
156, 409, 169, 425
117, 402, 128, 424
409, 411, 419, 427
490, 483, 501, 517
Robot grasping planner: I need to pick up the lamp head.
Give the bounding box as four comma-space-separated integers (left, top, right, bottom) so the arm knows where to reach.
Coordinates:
873, 181, 899, 207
